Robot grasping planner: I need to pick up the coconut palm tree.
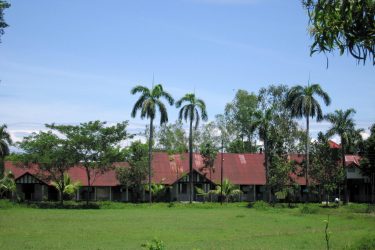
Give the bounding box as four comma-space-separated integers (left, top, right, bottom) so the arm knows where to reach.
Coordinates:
325, 108, 357, 204
176, 93, 208, 203
0, 124, 12, 177
286, 84, 331, 201
131, 84, 174, 204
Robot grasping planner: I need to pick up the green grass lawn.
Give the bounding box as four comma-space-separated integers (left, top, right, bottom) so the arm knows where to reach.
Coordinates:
0, 201, 374, 250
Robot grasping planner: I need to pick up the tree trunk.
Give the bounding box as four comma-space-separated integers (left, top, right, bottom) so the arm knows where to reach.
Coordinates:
342, 139, 348, 204
148, 118, 154, 204
189, 118, 193, 204
306, 115, 310, 203
59, 172, 64, 206
264, 132, 271, 203
86, 167, 90, 206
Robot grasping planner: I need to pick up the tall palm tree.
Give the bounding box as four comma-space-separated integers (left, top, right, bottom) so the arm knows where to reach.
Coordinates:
325, 108, 357, 204
131, 84, 174, 203
0, 124, 12, 177
286, 84, 331, 201
176, 93, 208, 203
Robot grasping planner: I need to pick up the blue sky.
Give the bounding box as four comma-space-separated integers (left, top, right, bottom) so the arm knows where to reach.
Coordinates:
0, 0, 374, 143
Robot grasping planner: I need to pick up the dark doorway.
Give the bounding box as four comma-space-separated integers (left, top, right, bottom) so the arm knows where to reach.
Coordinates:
22, 184, 35, 200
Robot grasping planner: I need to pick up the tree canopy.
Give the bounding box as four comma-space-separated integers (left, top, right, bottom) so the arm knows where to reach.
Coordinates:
303, 0, 375, 65
0, 0, 10, 43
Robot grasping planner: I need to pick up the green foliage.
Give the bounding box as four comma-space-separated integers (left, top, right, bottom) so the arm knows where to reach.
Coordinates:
359, 124, 375, 203
116, 141, 149, 202
347, 235, 375, 250
0, 170, 15, 197
142, 238, 166, 250
131, 84, 174, 203
303, 0, 375, 65
47, 121, 129, 204
310, 132, 344, 203
0, 0, 10, 42
324, 215, 331, 250
210, 179, 242, 202
199, 140, 218, 173
51, 173, 81, 197
17, 130, 78, 204
223, 90, 259, 153
249, 200, 270, 210
131, 84, 174, 124
155, 120, 188, 154
300, 204, 319, 214
176, 93, 208, 203
176, 93, 208, 130
268, 156, 296, 195
145, 183, 168, 202
0, 124, 12, 177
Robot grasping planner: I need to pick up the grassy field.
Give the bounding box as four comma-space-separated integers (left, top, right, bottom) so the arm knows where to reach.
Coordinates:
0, 201, 374, 250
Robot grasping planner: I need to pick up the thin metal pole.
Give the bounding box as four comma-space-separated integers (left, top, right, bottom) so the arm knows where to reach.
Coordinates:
221, 138, 224, 205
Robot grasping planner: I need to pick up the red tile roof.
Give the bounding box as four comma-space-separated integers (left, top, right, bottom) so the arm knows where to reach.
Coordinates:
345, 155, 361, 167
328, 140, 341, 149
9, 152, 363, 187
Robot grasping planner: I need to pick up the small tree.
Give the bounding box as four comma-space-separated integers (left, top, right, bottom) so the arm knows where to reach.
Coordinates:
47, 121, 129, 205
210, 179, 242, 202
116, 141, 149, 203
51, 173, 81, 200
310, 132, 344, 206
268, 156, 296, 203
17, 131, 76, 205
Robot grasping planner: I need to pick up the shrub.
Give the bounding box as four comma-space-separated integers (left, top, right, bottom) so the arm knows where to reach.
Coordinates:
300, 205, 319, 214
348, 235, 375, 250
248, 201, 270, 210
141, 238, 165, 250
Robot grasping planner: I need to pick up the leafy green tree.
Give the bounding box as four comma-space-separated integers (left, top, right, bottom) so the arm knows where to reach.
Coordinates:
0, 1, 10, 43
210, 179, 242, 202
199, 141, 218, 188
17, 130, 76, 205
224, 90, 259, 153
0, 170, 15, 198
303, 0, 375, 65
268, 155, 296, 203
255, 108, 273, 202
325, 109, 358, 204
359, 124, 375, 203
116, 141, 149, 202
145, 183, 168, 202
258, 85, 302, 202
286, 84, 331, 201
310, 132, 344, 206
0, 124, 12, 177
176, 93, 208, 203
155, 120, 188, 154
47, 121, 129, 205
51, 173, 81, 200
131, 84, 174, 204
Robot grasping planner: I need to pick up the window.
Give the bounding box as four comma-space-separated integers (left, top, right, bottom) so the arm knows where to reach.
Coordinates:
179, 183, 187, 194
